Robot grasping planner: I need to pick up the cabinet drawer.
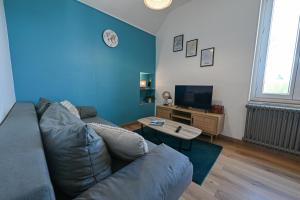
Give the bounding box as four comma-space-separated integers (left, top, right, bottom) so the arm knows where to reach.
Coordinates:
156, 108, 172, 120
192, 115, 218, 134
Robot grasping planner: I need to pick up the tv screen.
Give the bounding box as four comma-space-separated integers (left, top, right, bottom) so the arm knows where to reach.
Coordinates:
175, 85, 213, 110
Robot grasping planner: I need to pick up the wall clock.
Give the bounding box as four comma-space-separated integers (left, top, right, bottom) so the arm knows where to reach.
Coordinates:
103, 29, 119, 48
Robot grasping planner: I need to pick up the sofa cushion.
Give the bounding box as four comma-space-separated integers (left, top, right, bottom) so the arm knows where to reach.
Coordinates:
40, 103, 111, 197
88, 123, 149, 161
60, 100, 80, 118
36, 97, 52, 119
74, 144, 193, 200
77, 106, 97, 119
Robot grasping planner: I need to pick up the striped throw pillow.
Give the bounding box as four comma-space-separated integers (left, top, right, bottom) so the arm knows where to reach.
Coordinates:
60, 100, 80, 119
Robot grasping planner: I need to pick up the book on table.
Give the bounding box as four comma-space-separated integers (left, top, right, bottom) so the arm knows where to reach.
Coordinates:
149, 119, 165, 126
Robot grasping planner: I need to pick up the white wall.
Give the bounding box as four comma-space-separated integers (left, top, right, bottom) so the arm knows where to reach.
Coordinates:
0, 0, 15, 124
156, 0, 261, 139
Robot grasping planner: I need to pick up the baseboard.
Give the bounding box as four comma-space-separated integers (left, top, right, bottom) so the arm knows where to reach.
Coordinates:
218, 134, 244, 144
120, 121, 139, 128
219, 134, 300, 161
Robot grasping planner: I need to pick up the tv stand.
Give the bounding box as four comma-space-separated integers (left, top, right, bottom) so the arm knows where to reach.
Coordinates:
156, 105, 225, 142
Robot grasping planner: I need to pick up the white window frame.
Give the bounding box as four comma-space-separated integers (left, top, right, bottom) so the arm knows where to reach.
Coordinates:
250, 0, 300, 105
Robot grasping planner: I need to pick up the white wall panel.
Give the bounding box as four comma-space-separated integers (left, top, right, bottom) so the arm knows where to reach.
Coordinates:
0, 0, 16, 124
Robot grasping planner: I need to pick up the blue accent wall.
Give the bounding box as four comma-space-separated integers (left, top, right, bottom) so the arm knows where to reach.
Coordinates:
4, 0, 156, 125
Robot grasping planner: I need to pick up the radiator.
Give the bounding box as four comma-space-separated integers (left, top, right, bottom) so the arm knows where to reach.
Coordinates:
244, 104, 300, 155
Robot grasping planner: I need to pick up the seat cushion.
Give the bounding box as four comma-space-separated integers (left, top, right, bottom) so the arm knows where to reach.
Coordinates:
40, 103, 112, 197
146, 140, 156, 151
75, 144, 193, 200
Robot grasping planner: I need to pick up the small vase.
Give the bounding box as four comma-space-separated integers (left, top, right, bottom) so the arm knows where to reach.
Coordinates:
167, 98, 173, 106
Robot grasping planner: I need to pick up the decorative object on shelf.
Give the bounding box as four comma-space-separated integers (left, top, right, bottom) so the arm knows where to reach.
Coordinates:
186, 39, 198, 57
103, 29, 119, 48
167, 97, 173, 105
145, 96, 155, 103
144, 0, 172, 10
140, 80, 147, 88
148, 79, 152, 88
201, 47, 215, 67
173, 34, 184, 52
162, 91, 172, 106
140, 72, 155, 105
211, 105, 224, 114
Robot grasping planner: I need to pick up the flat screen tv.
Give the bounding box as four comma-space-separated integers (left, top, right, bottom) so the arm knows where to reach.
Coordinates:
175, 85, 213, 110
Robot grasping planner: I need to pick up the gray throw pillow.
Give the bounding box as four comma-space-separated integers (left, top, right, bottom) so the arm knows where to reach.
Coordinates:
36, 97, 52, 119
40, 103, 111, 197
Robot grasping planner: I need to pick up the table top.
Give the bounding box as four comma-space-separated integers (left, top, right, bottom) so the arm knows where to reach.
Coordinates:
138, 117, 202, 140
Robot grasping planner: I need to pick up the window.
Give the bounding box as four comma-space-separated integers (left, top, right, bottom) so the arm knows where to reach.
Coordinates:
251, 0, 300, 104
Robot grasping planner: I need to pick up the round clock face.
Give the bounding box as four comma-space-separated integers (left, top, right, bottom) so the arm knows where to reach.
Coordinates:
103, 29, 119, 48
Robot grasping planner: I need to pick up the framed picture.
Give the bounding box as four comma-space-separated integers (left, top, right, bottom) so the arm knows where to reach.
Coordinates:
201, 47, 215, 67
186, 39, 198, 57
173, 35, 184, 52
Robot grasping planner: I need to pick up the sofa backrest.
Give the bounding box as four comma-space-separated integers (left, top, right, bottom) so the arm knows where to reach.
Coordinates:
0, 103, 55, 200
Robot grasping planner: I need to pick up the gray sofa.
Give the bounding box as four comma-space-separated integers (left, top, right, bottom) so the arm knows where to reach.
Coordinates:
0, 103, 193, 200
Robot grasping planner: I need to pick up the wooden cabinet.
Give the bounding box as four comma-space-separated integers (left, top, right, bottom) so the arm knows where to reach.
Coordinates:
156, 105, 224, 142
156, 106, 172, 120
191, 113, 223, 136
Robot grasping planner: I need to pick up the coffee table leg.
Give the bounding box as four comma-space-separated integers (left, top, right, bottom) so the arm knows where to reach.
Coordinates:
141, 124, 144, 133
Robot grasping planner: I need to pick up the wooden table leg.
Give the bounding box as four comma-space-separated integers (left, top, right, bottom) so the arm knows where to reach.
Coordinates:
141, 124, 144, 133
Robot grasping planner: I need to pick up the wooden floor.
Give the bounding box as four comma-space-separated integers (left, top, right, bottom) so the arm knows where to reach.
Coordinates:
122, 123, 300, 200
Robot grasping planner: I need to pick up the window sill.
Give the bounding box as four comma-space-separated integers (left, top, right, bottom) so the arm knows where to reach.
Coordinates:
249, 98, 300, 109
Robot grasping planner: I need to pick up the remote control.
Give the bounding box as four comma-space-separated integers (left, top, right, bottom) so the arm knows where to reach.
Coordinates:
175, 126, 182, 133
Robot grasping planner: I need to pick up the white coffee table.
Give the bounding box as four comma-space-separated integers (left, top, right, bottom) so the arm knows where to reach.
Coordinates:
138, 117, 202, 151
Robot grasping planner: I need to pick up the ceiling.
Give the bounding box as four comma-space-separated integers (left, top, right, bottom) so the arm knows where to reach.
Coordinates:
78, 0, 191, 35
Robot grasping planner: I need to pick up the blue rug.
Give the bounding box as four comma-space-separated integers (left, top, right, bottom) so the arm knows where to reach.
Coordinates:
136, 127, 223, 185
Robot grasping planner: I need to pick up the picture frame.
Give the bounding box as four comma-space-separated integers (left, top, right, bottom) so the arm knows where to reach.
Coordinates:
186, 39, 198, 57
173, 34, 184, 52
200, 47, 215, 67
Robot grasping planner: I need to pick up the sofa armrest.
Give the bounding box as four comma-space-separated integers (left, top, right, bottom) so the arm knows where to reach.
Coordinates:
76, 106, 97, 119
0, 103, 55, 200
74, 144, 193, 200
